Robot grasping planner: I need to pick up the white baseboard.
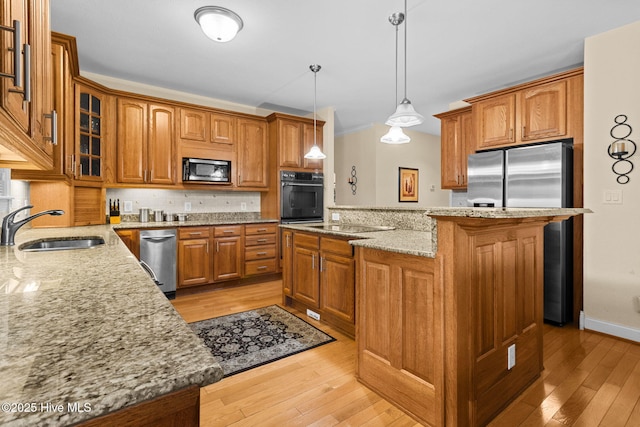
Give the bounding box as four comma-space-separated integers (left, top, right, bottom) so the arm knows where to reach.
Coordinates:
583, 314, 640, 342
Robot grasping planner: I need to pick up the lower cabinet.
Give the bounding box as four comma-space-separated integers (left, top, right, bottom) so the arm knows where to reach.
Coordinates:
178, 227, 211, 287
176, 222, 278, 289
115, 229, 140, 259
212, 225, 242, 282
284, 231, 356, 338
244, 223, 278, 276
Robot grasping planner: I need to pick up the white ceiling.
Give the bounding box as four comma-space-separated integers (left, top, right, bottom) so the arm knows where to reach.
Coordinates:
50, 0, 640, 136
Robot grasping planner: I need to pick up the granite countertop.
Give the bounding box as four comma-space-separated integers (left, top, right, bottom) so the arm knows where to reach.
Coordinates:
280, 223, 436, 258
284, 207, 590, 259
0, 225, 223, 426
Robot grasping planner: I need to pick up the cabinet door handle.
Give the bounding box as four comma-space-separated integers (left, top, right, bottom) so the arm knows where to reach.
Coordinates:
223, 230, 234, 233
286, 234, 291, 248
206, 241, 209, 253
522, 126, 526, 137
256, 252, 267, 256
311, 254, 315, 270
509, 128, 513, 140
257, 265, 268, 270
257, 238, 268, 243
189, 231, 202, 236
216, 241, 220, 252
320, 257, 324, 272
44, 110, 57, 145
8, 42, 30, 102
256, 228, 267, 232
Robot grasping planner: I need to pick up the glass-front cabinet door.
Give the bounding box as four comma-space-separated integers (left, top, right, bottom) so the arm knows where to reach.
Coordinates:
75, 84, 104, 181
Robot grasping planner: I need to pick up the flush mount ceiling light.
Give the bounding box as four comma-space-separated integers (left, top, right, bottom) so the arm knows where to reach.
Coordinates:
304, 64, 327, 160
385, 0, 424, 128
381, 11, 410, 144
194, 6, 243, 43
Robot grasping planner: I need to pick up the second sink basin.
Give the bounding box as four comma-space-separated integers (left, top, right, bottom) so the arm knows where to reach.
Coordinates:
19, 236, 105, 252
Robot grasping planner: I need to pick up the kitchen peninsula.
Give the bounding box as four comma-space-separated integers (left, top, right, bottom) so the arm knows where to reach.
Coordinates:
0, 225, 223, 426
283, 206, 590, 426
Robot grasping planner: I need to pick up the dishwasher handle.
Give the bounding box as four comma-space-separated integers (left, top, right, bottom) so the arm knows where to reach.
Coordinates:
140, 234, 175, 241
139, 260, 159, 282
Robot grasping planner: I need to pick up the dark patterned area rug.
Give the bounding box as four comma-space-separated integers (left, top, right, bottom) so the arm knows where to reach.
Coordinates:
190, 305, 336, 377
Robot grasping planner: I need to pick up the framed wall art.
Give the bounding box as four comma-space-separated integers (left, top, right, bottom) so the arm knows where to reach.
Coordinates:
399, 167, 419, 202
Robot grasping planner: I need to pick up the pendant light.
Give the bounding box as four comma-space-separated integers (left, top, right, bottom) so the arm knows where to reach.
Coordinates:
304, 64, 327, 160
385, 0, 424, 128
194, 6, 243, 43
381, 12, 411, 144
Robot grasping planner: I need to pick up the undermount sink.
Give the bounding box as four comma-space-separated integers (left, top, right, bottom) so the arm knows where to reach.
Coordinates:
19, 236, 105, 252
306, 224, 395, 233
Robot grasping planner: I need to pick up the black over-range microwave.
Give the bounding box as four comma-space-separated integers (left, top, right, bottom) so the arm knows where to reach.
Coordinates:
183, 158, 231, 183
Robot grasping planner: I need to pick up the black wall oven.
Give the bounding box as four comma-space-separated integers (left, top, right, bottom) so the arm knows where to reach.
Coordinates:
280, 171, 324, 223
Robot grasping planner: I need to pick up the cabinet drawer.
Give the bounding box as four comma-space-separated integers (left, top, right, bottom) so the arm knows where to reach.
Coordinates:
294, 232, 319, 249
179, 227, 211, 240
245, 223, 277, 235
214, 225, 243, 237
245, 259, 277, 275
245, 246, 276, 261
245, 234, 276, 246
321, 237, 354, 257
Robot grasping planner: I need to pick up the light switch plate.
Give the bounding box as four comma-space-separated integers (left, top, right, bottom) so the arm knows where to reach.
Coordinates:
603, 189, 623, 204
123, 201, 133, 212
331, 212, 340, 221
184, 202, 192, 212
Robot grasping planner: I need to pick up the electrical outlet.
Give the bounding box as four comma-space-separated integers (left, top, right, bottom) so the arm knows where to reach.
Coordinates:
184, 202, 192, 212
306, 309, 320, 321
508, 344, 516, 370
331, 212, 340, 221
241, 202, 247, 211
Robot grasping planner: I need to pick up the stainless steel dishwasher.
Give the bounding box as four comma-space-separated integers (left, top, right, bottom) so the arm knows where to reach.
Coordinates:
139, 229, 177, 299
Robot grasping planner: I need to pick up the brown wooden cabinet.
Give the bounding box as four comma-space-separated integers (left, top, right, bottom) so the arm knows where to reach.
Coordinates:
75, 83, 108, 181
267, 113, 324, 171
292, 232, 320, 307
0, 0, 54, 170
212, 225, 242, 282
357, 247, 438, 426
236, 117, 268, 188
115, 228, 140, 259
244, 223, 278, 276
472, 79, 569, 150
116, 98, 175, 185
356, 215, 553, 426
179, 107, 236, 148
284, 230, 356, 337
319, 237, 355, 326
12, 32, 77, 180
281, 229, 293, 297
178, 226, 211, 288
434, 106, 473, 189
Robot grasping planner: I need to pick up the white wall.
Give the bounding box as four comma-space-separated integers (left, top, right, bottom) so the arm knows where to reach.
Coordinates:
335, 124, 450, 207
584, 20, 640, 341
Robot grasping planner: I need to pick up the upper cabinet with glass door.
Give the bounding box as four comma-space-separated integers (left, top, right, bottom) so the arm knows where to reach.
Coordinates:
75, 84, 105, 181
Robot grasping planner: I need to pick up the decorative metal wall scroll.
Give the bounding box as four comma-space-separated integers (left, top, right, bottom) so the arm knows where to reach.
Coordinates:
607, 114, 636, 184
347, 166, 357, 195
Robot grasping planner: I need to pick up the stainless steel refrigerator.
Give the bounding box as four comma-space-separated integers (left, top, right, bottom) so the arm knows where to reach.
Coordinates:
467, 141, 573, 325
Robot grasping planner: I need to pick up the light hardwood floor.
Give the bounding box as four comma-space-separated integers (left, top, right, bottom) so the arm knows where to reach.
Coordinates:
171, 280, 640, 427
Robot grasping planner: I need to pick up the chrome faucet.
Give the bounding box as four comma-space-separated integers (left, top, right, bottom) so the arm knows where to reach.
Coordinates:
1, 205, 65, 246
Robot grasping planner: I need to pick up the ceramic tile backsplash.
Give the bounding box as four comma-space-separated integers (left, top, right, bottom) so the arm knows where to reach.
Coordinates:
106, 188, 261, 215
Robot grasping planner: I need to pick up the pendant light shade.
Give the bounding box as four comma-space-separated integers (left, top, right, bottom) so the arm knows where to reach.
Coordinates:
380, 126, 411, 144
385, 98, 425, 127
195, 6, 243, 42
384, 0, 424, 128
304, 64, 326, 160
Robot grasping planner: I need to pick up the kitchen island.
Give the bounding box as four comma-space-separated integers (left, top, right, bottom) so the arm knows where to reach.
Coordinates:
285, 206, 589, 426
0, 225, 223, 426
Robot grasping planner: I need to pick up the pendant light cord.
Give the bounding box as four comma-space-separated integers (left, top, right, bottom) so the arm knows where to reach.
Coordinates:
314, 67, 317, 147
403, 0, 408, 101
395, 19, 399, 107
